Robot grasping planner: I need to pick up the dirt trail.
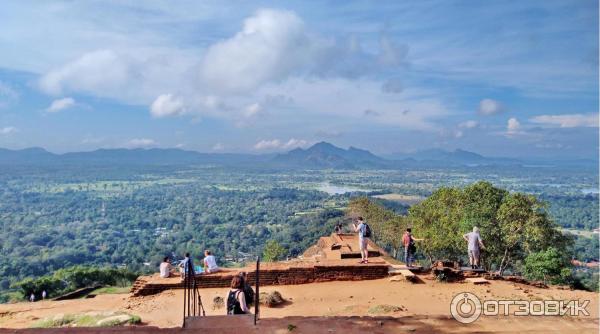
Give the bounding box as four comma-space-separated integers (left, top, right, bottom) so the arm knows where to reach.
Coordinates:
0, 278, 597, 332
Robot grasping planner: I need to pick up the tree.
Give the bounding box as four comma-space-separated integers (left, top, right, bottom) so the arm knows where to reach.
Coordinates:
408, 181, 568, 273
262, 240, 287, 262
523, 248, 572, 285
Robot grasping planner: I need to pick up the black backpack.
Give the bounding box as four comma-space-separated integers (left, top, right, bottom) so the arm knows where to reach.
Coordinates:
226, 290, 244, 315
363, 223, 372, 238
244, 284, 255, 305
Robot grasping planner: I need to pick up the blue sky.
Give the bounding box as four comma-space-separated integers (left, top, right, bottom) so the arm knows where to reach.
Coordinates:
0, 0, 597, 158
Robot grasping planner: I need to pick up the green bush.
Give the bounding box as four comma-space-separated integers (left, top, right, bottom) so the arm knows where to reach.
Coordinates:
13, 266, 138, 300
523, 247, 572, 285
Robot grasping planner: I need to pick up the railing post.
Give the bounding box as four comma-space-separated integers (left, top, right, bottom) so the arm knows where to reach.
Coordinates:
254, 256, 260, 326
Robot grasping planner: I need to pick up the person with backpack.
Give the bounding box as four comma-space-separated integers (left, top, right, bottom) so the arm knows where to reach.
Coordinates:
353, 217, 371, 264
403, 228, 416, 267
238, 272, 255, 305
227, 276, 249, 315
402, 228, 424, 267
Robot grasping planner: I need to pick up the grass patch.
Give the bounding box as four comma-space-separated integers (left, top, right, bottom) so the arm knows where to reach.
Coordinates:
31, 312, 141, 328
91, 286, 131, 295
367, 304, 404, 315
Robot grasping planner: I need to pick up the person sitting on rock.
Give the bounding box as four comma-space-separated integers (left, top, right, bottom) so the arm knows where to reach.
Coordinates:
203, 250, 220, 274
159, 256, 173, 278
227, 276, 249, 315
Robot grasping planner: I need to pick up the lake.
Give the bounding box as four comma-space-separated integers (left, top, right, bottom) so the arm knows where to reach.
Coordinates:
316, 183, 373, 195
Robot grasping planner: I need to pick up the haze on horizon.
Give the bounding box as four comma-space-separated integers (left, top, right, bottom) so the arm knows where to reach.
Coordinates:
0, 1, 598, 159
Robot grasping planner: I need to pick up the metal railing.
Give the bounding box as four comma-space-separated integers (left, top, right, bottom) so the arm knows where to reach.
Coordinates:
254, 257, 260, 325
182, 258, 205, 328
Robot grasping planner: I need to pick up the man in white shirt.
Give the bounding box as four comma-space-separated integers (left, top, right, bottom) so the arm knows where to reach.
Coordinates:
203, 250, 220, 273
159, 257, 172, 278
463, 226, 486, 269
353, 217, 369, 264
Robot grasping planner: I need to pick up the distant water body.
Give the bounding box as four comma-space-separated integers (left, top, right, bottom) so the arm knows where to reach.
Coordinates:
581, 188, 599, 195
317, 183, 372, 195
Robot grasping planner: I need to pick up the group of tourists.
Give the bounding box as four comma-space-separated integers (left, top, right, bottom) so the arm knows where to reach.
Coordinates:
351, 217, 486, 269
159, 250, 221, 278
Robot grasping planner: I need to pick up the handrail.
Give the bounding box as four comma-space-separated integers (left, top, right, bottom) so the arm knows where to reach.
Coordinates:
254, 256, 260, 325
182, 257, 205, 328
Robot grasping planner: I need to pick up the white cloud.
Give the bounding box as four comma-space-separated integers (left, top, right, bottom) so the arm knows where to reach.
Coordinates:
46, 97, 75, 113
530, 113, 599, 128
254, 138, 308, 150
507, 117, 521, 134
200, 9, 314, 94
39, 50, 130, 96
458, 120, 479, 129
150, 94, 186, 118
125, 138, 156, 148
243, 103, 262, 118
478, 98, 503, 115
0, 126, 18, 135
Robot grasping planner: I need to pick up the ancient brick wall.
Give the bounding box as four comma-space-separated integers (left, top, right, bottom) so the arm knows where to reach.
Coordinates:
131, 264, 389, 297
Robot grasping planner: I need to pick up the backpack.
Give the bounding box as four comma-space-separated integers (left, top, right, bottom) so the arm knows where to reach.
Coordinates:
244, 284, 255, 305
363, 223, 372, 238
408, 242, 416, 254
226, 290, 244, 315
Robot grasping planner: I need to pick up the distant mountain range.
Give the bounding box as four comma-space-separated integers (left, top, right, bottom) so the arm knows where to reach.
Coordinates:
384, 148, 521, 165
273, 142, 384, 169
0, 143, 595, 169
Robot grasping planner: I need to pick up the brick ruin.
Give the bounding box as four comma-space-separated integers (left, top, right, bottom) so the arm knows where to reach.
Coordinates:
130, 233, 393, 297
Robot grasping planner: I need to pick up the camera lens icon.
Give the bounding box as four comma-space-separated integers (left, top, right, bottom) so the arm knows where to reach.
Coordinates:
450, 292, 482, 324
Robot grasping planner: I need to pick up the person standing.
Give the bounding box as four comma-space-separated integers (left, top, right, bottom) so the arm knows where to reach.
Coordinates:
402, 228, 416, 267
334, 222, 343, 234
179, 253, 192, 278
353, 217, 370, 264
463, 227, 485, 269
42, 290, 47, 300
29, 293, 35, 302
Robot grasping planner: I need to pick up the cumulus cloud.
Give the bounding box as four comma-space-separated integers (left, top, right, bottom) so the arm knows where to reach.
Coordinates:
458, 120, 479, 129
507, 117, 521, 134
150, 94, 186, 118
0, 126, 18, 135
46, 97, 75, 113
254, 138, 308, 150
39, 50, 130, 96
125, 138, 156, 148
478, 98, 504, 115
530, 113, 598, 128
200, 9, 313, 94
